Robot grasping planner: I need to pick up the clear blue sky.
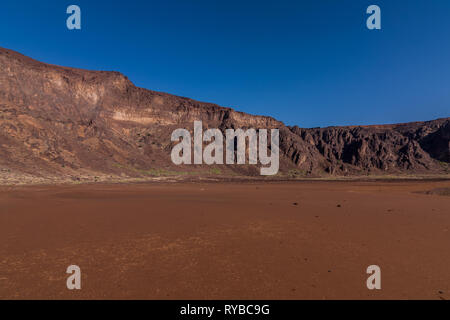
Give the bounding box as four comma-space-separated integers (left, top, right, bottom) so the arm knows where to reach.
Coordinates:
0, 0, 449, 127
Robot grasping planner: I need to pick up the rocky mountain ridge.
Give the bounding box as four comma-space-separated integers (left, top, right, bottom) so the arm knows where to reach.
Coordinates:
0, 47, 448, 184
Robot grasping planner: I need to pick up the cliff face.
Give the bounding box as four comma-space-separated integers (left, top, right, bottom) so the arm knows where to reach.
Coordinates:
289, 119, 449, 175
0, 47, 448, 183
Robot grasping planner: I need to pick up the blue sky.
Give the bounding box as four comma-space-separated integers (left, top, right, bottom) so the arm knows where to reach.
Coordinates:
0, 0, 449, 127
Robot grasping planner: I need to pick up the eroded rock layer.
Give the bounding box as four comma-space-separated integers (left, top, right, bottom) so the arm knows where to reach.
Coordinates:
0, 47, 448, 182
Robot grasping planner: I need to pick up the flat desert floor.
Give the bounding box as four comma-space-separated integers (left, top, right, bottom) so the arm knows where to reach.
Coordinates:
0, 180, 449, 299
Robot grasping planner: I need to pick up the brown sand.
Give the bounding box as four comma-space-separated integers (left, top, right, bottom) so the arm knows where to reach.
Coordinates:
0, 180, 449, 300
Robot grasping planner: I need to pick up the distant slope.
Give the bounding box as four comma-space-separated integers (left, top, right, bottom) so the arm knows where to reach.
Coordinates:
0, 47, 448, 184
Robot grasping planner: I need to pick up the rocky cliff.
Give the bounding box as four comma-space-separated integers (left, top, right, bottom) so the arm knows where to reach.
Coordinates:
0, 47, 448, 183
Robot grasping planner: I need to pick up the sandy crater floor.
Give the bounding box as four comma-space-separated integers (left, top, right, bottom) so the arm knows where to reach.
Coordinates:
0, 180, 449, 299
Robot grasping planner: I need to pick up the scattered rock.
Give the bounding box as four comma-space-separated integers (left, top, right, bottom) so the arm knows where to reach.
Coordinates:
419, 188, 450, 197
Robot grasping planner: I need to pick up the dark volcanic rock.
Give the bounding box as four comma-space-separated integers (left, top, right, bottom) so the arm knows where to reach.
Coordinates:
419, 120, 450, 162
0, 47, 448, 182
289, 119, 449, 175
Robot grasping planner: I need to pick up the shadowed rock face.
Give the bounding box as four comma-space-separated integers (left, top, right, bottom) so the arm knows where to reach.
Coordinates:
419, 120, 450, 163
0, 47, 448, 182
289, 119, 450, 175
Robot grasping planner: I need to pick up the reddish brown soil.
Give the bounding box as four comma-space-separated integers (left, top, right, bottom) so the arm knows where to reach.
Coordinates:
0, 181, 449, 300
